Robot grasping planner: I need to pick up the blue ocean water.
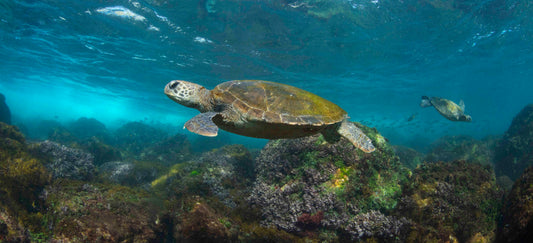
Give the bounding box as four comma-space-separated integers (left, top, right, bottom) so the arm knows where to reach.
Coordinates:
1, 0, 532, 150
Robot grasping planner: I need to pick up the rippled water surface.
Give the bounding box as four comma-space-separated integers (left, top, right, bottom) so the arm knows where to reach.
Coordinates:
1, 0, 532, 149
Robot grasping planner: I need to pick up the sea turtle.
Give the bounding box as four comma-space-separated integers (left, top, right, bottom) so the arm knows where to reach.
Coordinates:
420, 96, 472, 122
164, 80, 375, 153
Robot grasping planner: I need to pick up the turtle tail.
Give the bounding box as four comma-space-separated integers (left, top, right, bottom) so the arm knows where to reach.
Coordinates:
420, 96, 432, 108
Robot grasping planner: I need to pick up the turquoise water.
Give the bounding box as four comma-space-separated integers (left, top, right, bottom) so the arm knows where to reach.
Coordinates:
1, 0, 532, 150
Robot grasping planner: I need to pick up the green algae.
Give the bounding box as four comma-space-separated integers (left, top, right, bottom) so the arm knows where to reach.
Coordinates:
398, 161, 503, 242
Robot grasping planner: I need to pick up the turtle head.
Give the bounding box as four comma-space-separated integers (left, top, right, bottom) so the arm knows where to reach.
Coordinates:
459, 114, 472, 122
165, 80, 213, 112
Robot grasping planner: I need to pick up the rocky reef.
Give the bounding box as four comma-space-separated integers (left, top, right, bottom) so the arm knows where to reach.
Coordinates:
3, 111, 533, 242
248, 123, 411, 241
424, 135, 498, 166
397, 160, 503, 242
0, 93, 11, 125
497, 166, 533, 242
33, 140, 95, 180
393, 145, 424, 169
0, 122, 50, 242
42, 180, 164, 242
495, 104, 533, 180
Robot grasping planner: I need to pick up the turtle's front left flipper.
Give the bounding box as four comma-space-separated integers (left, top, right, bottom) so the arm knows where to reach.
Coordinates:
184, 112, 219, 137
338, 121, 375, 153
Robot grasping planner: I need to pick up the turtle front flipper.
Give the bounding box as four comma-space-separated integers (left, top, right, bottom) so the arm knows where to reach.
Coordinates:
337, 121, 375, 153
184, 112, 220, 137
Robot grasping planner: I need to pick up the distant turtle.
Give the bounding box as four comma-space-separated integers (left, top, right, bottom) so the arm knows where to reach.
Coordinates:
420, 96, 472, 122
164, 80, 375, 153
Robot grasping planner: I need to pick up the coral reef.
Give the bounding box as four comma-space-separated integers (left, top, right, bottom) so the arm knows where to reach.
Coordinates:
424, 135, 497, 166
0, 93, 11, 125
34, 140, 95, 180
495, 104, 533, 180
497, 166, 533, 242
248, 123, 411, 241
397, 160, 503, 242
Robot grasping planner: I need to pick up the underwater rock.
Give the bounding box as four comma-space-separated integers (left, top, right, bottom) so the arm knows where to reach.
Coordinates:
67, 117, 113, 143
0, 93, 11, 125
424, 135, 497, 166
47, 124, 80, 146
342, 210, 410, 241
98, 160, 166, 188
32, 119, 64, 140
393, 145, 424, 169
0, 122, 50, 239
0, 208, 31, 242
0, 122, 26, 158
35, 140, 95, 180
397, 160, 503, 242
84, 136, 122, 166
175, 201, 232, 242
139, 133, 192, 166
152, 144, 254, 209
495, 104, 533, 180
114, 121, 168, 156
248, 124, 411, 241
497, 166, 533, 242
43, 180, 163, 242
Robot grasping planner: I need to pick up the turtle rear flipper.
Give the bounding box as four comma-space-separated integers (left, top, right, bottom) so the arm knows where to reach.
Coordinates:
337, 121, 375, 153
184, 112, 219, 137
420, 96, 432, 108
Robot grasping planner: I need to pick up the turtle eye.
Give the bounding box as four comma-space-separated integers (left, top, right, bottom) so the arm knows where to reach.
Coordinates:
170, 82, 180, 89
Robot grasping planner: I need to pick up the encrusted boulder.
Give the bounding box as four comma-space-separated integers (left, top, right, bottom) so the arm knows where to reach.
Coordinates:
152, 144, 254, 209
43, 180, 163, 242
0, 122, 50, 239
139, 133, 192, 166
424, 135, 497, 166
397, 160, 503, 242
67, 117, 113, 144
248, 123, 411, 241
0, 93, 11, 125
98, 160, 166, 188
497, 166, 533, 242
114, 122, 168, 156
495, 104, 533, 180
393, 145, 424, 169
35, 140, 95, 180
175, 201, 232, 242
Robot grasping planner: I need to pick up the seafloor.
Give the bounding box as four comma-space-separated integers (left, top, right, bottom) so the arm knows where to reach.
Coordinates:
1, 99, 533, 242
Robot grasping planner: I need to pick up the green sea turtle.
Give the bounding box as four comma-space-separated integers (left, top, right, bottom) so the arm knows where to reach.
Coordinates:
164, 80, 375, 153
420, 96, 472, 122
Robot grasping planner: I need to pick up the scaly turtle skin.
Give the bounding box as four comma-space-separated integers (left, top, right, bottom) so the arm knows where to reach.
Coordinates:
165, 80, 375, 153
420, 96, 472, 122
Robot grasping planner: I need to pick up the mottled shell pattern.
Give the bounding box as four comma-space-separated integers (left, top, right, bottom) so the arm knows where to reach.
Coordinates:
430, 97, 464, 118
211, 80, 347, 126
